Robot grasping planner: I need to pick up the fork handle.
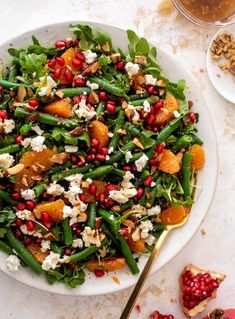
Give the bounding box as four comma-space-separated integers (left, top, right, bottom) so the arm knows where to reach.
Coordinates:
120, 229, 170, 319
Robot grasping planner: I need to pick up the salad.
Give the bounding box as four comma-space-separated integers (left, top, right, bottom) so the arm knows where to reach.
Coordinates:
0, 24, 205, 288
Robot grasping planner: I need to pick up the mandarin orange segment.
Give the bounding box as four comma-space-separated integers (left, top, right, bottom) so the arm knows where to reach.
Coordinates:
15, 148, 56, 191
33, 199, 65, 223
155, 94, 179, 125
27, 243, 49, 264
158, 149, 180, 174
89, 120, 109, 149
87, 258, 126, 272
159, 205, 190, 225
43, 98, 73, 118
61, 47, 76, 70
190, 144, 205, 170
126, 234, 145, 253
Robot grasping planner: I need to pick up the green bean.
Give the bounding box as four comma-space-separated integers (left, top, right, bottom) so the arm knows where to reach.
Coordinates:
58, 87, 91, 98
83, 165, 114, 180
6, 229, 42, 274
156, 117, 182, 144
50, 242, 63, 254
116, 233, 139, 274
48, 162, 73, 175
0, 239, 13, 254
108, 109, 125, 152
130, 97, 155, 107
88, 76, 125, 96
0, 189, 16, 205
106, 141, 136, 164
87, 203, 97, 229
0, 80, 24, 89
0, 144, 20, 155
182, 152, 192, 199
0, 95, 11, 110
62, 220, 73, 246
14, 107, 82, 129
116, 200, 134, 213
69, 238, 109, 264
129, 93, 149, 100
32, 182, 47, 200
7, 64, 17, 82
0, 135, 16, 147
191, 133, 203, 146
20, 123, 32, 135
96, 101, 105, 117
138, 170, 150, 184
101, 222, 119, 248
171, 135, 193, 153
125, 152, 144, 164
51, 164, 92, 182
98, 209, 120, 234
112, 167, 125, 178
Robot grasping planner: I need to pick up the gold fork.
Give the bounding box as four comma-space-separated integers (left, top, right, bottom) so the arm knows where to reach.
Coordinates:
120, 215, 189, 319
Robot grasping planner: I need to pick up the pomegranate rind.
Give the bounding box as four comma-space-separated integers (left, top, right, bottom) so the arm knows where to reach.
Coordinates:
180, 264, 225, 318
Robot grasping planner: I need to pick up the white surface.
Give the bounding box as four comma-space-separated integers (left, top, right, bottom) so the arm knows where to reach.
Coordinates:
207, 24, 235, 104
0, 21, 217, 296
0, 0, 235, 318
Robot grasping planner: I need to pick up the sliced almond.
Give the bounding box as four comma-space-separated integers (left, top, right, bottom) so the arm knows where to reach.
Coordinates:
112, 205, 121, 212
88, 91, 100, 104
69, 127, 85, 136
44, 232, 56, 241
77, 213, 87, 223
157, 80, 167, 87
117, 128, 127, 135
110, 52, 121, 63
55, 91, 64, 99
132, 228, 141, 241
102, 42, 110, 52
82, 62, 99, 76
122, 219, 135, 228
133, 137, 144, 149
17, 84, 27, 102
134, 55, 148, 65
50, 152, 69, 164
6, 164, 24, 175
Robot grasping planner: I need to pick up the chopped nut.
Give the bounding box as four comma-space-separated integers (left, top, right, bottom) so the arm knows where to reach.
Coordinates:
110, 52, 121, 63
27, 87, 34, 97
112, 205, 121, 212
69, 127, 85, 136
116, 128, 127, 135
95, 217, 103, 229
44, 232, 56, 241
17, 84, 27, 102
81, 181, 89, 189
102, 42, 110, 52
201, 228, 206, 235
21, 176, 29, 187
6, 164, 24, 175
28, 113, 40, 122
122, 219, 135, 228
134, 55, 148, 65
77, 212, 87, 222
55, 90, 64, 99
82, 62, 99, 76
136, 75, 146, 85
121, 100, 128, 109
157, 80, 166, 87
133, 137, 144, 149
88, 91, 100, 104
50, 152, 69, 164
132, 228, 141, 241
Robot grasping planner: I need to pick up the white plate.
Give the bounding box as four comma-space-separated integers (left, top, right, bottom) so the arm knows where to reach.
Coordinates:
0, 21, 218, 296
207, 25, 235, 104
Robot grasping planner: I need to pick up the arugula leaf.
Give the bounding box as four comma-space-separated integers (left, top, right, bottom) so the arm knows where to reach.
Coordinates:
19, 52, 47, 79
135, 38, 149, 56
32, 35, 40, 46
179, 99, 189, 115
167, 79, 186, 100
98, 54, 112, 67
0, 228, 6, 238
8, 48, 24, 58
94, 28, 113, 49
78, 132, 90, 148
64, 270, 85, 288
46, 269, 65, 285
127, 29, 140, 58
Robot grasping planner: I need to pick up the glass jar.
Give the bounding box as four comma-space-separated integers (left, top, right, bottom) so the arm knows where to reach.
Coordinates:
172, 0, 235, 27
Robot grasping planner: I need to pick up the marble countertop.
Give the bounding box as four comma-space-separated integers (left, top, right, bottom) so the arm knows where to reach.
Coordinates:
0, 0, 234, 318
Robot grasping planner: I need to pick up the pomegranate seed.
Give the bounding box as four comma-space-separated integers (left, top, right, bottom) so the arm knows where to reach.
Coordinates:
56, 56, 65, 67
150, 106, 155, 115
15, 135, 24, 144
144, 176, 154, 187
79, 194, 87, 203
132, 166, 137, 173
150, 157, 158, 166
188, 100, 193, 108
101, 147, 108, 155
107, 100, 116, 105
70, 155, 78, 163
105, 198, 114, 207
41, 192, 49, 199
74, 77, 86, 87
99, 91, 108, 100
23, 237, 32, 246
136, 187, 144, 199
35, 238, 42, 245
64, 248, 72, 255
75, 52, 85, 61
149, 311, 175, 319
89, 184, 97, 194
28, 99, 39, 108
0, 110, 8, 119
72, 57, 82, 67
55, 40, 66, 48
73, 96, 80, 104
146, 114, 156, 125
123, 165, 132, 171
139, 109, 146, 119
116, 60, 125, 71
69, 263, 77, 270
105, 184, 117, 192
11, 191, 21, 201
75, 228, 81, 236
152, 125, 158, 133
188, 112, 196, 122
145, 125, 152, 130
120, 227, 129, 236
147, 86, 155, 94
44, 221, 52, 229
53, 68, 62, 79
91, 138, 100, 148
25, 200, 36, 210
96, 154, 106, 161
99, 193, 106, 202
15, 229, 22, 238
156, 143, 165, 154
15, 218, 23, 227
91, 147, 97, 154
25, 220, 35, 232
16, 203, 26, 210
106, 102, 116, 113
94, 269, 105, 277
155, 100, 164, 110
0, 86, 3, 94
77, 160, 85, 167
48, 59, 56, 68
64, 69, 73, 82
86, 154, 95, 162
41, 212, 50, 223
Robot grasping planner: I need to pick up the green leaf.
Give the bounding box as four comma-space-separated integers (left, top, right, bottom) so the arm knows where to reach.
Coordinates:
98, 54, 112, 67
32, 35, 40, 46
8, 48, 24, 58
46, 269, 65, 285
135, 38, 149, 56
148, 47, 160, 68
167, 79, 185, 100
94, 28, 113, 49
19, 52, 47, 79
78, 132, 90, 148
0, 228, 6, 238
127, 30, 139, 45
64, 270, 85, 288
0, 215, 5, 223
179, 99, 189, 115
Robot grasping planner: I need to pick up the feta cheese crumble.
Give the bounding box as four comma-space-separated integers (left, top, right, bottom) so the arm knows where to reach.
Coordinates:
72, 238, 83, 248
75, 99, 96, 120
108, 132, 114, 138
125, 62, 140, 77
30, 136, 46, 152
173, 110, 180, 118
82, 227, 105, 247
147, 204, 161, 216
86, 80, 99, 90
21, 137, 32, 148
135, 154, 149, 172
108, 147, 114, 154
125, 151, 133, 163
145, 234, 156, 246
145, 74, 157, 86
143, 100, 151, 113
46, 183, 65, 196
0, 153, 14, 169
6, 255, 20, 272
139, 220, 153, 239
109, 188, 137, 204
64, 145, 78, 153
41, 252, 69, 271
41, 240, 51, 253
31, 125, 44, 136
0, 119, 15, 134
126, 104, 140, 124
16, 209, 35, 221
21, 189, 35, 201
83, 50, 97, 64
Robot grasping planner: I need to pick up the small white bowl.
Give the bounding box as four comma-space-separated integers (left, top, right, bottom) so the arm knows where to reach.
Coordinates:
207, 25, 235, 104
